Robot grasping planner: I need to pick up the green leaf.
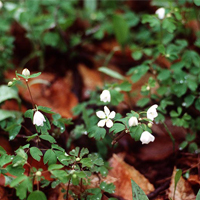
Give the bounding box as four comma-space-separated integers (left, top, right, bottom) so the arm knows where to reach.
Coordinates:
43, 149, 57, 165
26, 134, 38, 142
157, 69, 171, 81
70, 147, 80, 157
100, 182, 115, 193
109, 123, 125, 135
88, 126, 106, 140
162, 18, 176, 33
6, 124, 21, 140
196, 189, 200, 200
131, 179, 149, 200
98, 67, 124, 80
194, 0, 200, 6
28, 72, 42, 79
10, 175, 27, 187
188, 142, 198, 153
119, 81, 132, 92
172, 83, 187, 97
132, 51, 143, 60
24, 109, 34, 119
136, 98, 150, 107
27, 191, 47, 200
113, 14, 129, 47
30, 147, 43, 162
37, 106, 55, 114
15, 176, 33, 199
174, 169, 182, 191
195, 98, 200, 111
127, 63, 149, 83
39, 135, 56, 143
130, 126, 143, 141
48, 164, 64, 171
0, 85, 21, 104
6, 165, 25, 176
0, 109, 22, 121
88, 153, 104, 166
179, 141, 188, 150
80, 158, 93, 168
184, 95, 195, 107
80, 148, 89, 159
51, 170, 69, 183
187, 79, 198, 91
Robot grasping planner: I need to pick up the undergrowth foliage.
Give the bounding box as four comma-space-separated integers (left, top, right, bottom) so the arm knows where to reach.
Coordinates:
0, 0, 200, 199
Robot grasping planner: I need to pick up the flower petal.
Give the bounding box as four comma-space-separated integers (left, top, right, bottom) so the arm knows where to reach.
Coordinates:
96, 111, 106, 119
104, 106, 110, 117
140, 131, 155, 144
97, 119, 106, 127
106, 119, 113, 128
109, 111, 116, 119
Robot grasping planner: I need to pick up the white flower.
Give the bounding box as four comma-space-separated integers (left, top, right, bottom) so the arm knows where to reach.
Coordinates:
100, 90, 111, 103
147, 104, 158, 121
128, 116, 138, 127
33, 111, 46, 126
96, 106, 115, 128
155, 7, 165, 19
140, 131, 155, 144
0, 1, 3, 9
22, 68, 30, 78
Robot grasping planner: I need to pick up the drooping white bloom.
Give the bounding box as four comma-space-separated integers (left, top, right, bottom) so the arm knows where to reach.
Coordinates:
155, 7, 165, 20
100, 90, 111, 103
96, 106, 115, 128
0, 1, 3, 9
147, 104, 158, 121
22, 68, 30, 78
140, 131, 155, 144
128, 116, 138, 127
33, 111, 46, 126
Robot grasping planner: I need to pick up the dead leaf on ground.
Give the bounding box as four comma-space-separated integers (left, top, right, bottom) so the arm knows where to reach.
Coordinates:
188, 174, 200, 186
0, 186, 8, 200
168, 167, 196, 200
108, 154, 154, 200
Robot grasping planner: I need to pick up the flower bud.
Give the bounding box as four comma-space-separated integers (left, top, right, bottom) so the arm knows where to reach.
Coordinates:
8, 81, 13, 87
33, 111, 46, 126
22, 68, 30, 78
128, 116, 138, 127
100, 90, 111, 103
148, 123, 152, 128
35, 171, 42, 176
76, 157, 80, 162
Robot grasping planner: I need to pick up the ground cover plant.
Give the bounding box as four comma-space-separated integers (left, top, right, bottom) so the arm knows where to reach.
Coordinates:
0, 0, 200, 199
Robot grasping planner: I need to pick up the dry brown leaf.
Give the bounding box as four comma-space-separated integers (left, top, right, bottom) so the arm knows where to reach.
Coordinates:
168, 167, 196, 200
188, 174, 200, 186
78, 64, 103, 99
0, 186, 8, 200
108, 154, 154, 200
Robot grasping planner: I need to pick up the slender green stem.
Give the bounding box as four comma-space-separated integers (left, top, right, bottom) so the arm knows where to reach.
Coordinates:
26, 81, 35, 109
163, 122, 175, 153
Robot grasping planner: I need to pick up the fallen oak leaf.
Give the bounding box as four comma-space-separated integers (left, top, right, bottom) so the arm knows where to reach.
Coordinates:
108, 154, 154, 200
